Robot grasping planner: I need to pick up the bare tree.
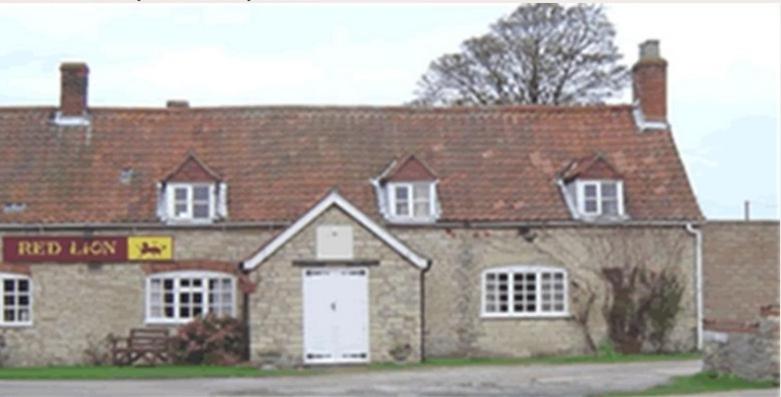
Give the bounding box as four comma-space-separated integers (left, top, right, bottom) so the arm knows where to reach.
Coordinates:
412, 4, 629, 106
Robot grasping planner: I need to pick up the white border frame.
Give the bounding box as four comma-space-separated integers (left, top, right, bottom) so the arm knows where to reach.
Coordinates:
165, 183, 216, 224
144, 270, 237, 325
242, 191, 430, 270
0, 273, 33, 327
575, 180, 625, 217
386, 182, 438, 223
480, 265, 569, 319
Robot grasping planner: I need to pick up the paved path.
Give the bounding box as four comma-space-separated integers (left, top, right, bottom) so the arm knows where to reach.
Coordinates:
0, 359, 765, 397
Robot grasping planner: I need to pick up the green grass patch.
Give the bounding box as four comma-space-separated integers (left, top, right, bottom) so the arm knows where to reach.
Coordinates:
0, 352, 701, 380
371, 352, 701, 370
603, 371, 778, 396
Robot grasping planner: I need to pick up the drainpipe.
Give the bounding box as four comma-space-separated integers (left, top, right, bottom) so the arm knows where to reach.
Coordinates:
685, 223, 703, 350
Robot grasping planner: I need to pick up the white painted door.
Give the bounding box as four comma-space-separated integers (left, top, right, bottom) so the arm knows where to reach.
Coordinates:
303, 267, 369, 364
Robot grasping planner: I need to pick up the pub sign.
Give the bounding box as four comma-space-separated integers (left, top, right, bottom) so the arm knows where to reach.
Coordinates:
2, 236, 173, 263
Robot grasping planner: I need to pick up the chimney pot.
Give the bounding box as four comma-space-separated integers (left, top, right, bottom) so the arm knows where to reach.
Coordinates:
632, 40, 667, 123
639, 39, 661, 60
166, 100, 189, 109
59, 62, 89, 117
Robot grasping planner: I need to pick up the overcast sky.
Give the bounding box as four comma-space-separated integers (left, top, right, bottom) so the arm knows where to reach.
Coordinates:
0, 3, 778, 220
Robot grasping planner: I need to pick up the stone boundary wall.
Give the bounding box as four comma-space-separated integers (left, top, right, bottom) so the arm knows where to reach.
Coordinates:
703, 304, 780, 382
702, 221, 779, 323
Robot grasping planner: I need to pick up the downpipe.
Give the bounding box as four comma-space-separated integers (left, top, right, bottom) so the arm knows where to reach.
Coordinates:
685, 223, 703, 350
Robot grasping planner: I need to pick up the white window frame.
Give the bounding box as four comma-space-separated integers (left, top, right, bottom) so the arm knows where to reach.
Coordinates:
166, 183, 216, 223
145, 271, 236, 325
0, 273, 33, 327
480, 266, 569, 318
386, 182, 438, 223
576, 180, 624, 217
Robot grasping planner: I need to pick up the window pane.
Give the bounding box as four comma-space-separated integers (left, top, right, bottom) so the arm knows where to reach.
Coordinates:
174, 187, 188, 201
3, 280, 14, 292
395, 186, 409, 200
584, 184, 597, 198
601, 182, 617, 199
413, 184, 429, 201
602, 200, 618, 215
174, 204, 188, 216
395, 202, 409, 216
18, 280, 29, 292
585, 199, 598, 213
193, 186, 210, 201
4, 296, 14, 306
150, 306, 162, 318
193, 204, 210, 219
4, 310, 14, 322
18, 309, 29, 322
414, 202, 430, 217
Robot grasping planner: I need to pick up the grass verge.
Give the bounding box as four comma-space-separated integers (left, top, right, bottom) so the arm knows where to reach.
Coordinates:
0, 352, 701, 380
602, 371, 778, 396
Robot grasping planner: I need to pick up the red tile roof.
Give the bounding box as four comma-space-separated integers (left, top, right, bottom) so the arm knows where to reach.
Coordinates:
560, 154, 622, 182
164, 153, 222, 183
383, 155, 437, 182
0, 105, 702, 224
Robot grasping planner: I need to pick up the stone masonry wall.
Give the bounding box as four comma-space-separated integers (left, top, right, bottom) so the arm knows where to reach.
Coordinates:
0, 228, 275, 366
247, 207, 422, 366
0, 222, 697, 366
396, 226, 698, 358
702, 221, 779, 323
703, 305, 780, 382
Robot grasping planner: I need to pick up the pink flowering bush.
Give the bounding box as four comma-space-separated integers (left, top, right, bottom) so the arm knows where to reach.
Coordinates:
173, 314, 246, 365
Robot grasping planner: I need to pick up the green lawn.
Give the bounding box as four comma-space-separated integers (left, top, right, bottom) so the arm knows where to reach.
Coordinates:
603, 372, 778, 396
0, 352, 701, 380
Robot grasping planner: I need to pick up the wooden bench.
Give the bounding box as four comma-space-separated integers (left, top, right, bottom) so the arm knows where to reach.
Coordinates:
111, 328, 174, 366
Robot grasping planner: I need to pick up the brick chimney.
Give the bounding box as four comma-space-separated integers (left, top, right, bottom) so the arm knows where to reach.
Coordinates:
59, 62, 89, 117
632, 40, 667, 123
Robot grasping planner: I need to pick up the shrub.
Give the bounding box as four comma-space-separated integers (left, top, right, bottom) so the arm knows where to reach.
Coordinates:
602, 265, 683, 354
173, 314, 246, 365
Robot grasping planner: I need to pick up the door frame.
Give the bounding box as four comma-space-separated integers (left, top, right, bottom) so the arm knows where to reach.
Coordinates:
301, 266, 370, 365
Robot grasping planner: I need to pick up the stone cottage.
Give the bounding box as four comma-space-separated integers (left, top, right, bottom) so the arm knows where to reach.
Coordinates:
0, 40, 703, 366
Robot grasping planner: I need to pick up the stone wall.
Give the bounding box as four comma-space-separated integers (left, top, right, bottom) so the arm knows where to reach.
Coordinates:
0, 228, 275, 366
703, 305, 780, 382
702, 221, 779, 323
396, 226, 698, 358
247, 207, 422, 366
0, 222, 698, 366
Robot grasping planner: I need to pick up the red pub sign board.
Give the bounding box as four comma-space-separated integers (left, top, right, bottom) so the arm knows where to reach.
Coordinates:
2, 236, 173, 263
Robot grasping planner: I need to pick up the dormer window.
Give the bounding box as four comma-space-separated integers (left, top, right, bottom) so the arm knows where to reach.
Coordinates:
168, 183, 214, 221
156, 153, 227, 224
558, 154, 628, 221
388, 182, 436, 220
576, 180, 624, 217
373, 155, 440, 223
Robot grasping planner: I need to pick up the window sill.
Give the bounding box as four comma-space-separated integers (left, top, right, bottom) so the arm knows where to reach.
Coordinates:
577, 214, 629, 223
0, 322, 33, 328
144, 318, 193, 326
384, 217, 439, 225
480, 313, 571, 320
163, 219, 217, 226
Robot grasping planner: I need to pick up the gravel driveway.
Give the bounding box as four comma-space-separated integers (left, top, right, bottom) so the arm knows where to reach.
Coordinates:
0, 359, 725, 397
